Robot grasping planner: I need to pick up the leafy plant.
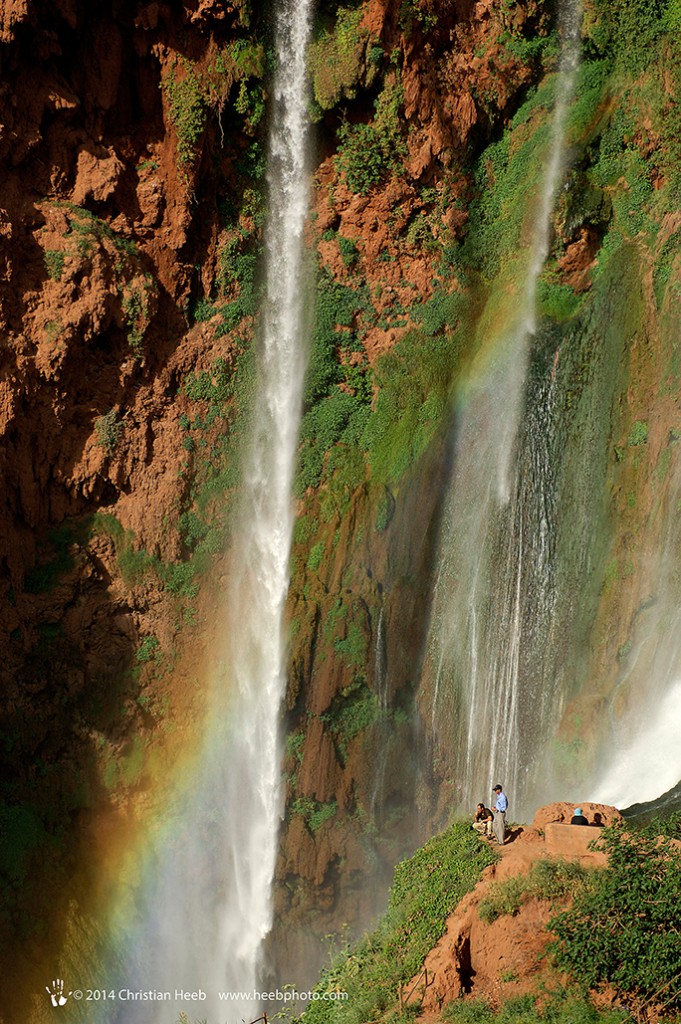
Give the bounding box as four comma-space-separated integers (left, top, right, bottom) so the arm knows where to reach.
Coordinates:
136, 636, 160, 664
335, 78, 405, 195
478, 859, 591, 924
549, 818, 681, 1012
44, 249, 65, 280
627, 420, 649, 446
163, 57, 208, 165
291, 797, 338, 833
309, 6, 372, 112
95, 409, 123, 455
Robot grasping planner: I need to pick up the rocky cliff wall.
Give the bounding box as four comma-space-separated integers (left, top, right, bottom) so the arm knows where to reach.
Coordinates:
2, 0, 681, 1015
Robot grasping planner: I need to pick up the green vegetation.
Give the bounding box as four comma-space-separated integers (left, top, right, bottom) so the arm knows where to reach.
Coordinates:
456, 77, 553, 282
627, 420, 649, 446
478, 859, 591, 924
122, 279, 153, 355
163, 58, 208, 165
301, 824, 497, 1024
95, 409, 122, 455
24, 523, 81, 593
399, 0, 438, 34
441, 995, 627, 1024
321, 680, 378, 757
549, 817, 681, 1014
296, 270, 372, 497
309, 6, 374, 112
363, 330, 457, 484
44, 249, 65, 280
291, 797, 338, 833
135, 636, 160, 664
335, 78, 405, 195
162, 37, 267, 166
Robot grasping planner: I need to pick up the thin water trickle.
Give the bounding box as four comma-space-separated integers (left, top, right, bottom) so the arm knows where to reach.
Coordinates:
103, 3, 314, 1020
370, 606, 390, 821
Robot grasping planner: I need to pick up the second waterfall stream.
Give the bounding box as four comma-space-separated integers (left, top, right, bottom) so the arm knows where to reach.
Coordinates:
422, 0, 583, 819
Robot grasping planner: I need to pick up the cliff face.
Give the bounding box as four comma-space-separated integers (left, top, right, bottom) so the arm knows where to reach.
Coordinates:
2, 0, 681, 1016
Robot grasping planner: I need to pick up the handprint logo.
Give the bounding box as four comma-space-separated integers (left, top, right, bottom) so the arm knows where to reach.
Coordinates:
45, 979, 71, 1007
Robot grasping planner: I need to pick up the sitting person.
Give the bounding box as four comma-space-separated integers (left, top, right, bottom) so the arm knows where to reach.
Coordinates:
570, 807, 589, 826
473, 802, 494, 837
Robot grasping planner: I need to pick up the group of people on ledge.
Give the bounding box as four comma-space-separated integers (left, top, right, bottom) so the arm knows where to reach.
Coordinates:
472, 794, 602, 845
472, 784, 508, 845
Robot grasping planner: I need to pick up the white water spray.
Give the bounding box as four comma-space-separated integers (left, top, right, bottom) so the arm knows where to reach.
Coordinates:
592, 678, 681, 808
424, 1, 582, 818
104, 5, 314, 1021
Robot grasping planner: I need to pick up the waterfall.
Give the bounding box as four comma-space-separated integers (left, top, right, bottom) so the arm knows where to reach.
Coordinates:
102, 4, 314, 1021
593, 678, 681, 808
210, 0, 313, 1005
423, 1, 582, 819
592, 463, 681, 808
370, 606, 390, 821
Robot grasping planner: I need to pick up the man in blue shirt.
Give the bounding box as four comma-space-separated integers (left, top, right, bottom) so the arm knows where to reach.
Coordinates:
492, 784, 508, 845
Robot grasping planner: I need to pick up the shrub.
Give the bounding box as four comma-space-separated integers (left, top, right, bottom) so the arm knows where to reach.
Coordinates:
44, 249, 65, 280
363, 330, 456, 484
627, 420, 649, 446
336, 121, 389, 196
322, 680, 377, 745
306, 542, 325, 572
335, 77, 405, 195
163, 57, 207, 165
291, 797, 338, 833
309, 6, 369, 111
95, 409, 122, 454
549, 819, 681, 1011
136, 636, 160, 664
478, 859, 591, 924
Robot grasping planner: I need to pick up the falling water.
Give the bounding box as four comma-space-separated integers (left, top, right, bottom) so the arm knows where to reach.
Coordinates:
591, 460, 681, 808
593, 678, 681, 808
210, 0, 313, 1003
370, 606, 390, 821
102, 3, 314, 1021
424, 1, 582, 818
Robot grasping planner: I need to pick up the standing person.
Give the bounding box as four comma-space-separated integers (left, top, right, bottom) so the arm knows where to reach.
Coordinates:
492, 784, 508, 845
472, 803, 494, 837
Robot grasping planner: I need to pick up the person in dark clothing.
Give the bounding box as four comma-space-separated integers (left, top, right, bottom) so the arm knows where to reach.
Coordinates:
571, 807, 589, 825
473, 803, 494, 837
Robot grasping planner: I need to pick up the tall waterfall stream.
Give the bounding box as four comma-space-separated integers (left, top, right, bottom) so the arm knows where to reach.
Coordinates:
105, 3, 314, 1019
423, 0, 583, 819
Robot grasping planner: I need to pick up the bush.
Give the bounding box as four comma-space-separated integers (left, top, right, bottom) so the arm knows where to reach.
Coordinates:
479, 859, 591, 924
336, 121, 389, 195
627, 420, 649, 446
95, 409, 122, 454
44, 249, 65, 280
549, 819, 681, 1011
301, 823, 498, 1024
163, 58, 207, 165
335, 77, 405, 195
